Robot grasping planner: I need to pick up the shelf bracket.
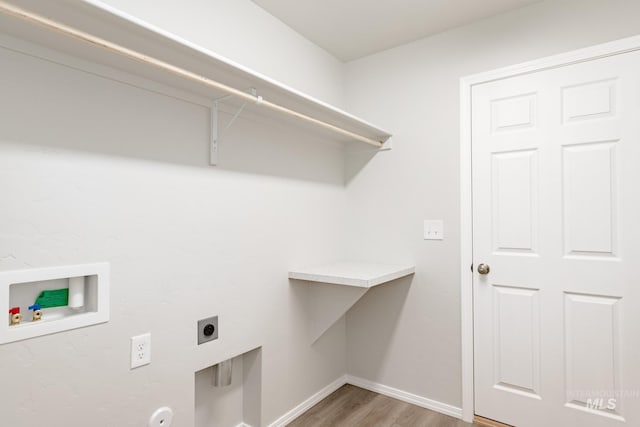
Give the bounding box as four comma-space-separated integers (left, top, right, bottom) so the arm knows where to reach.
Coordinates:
210, 101, 219, 166
210, 100, 248, 166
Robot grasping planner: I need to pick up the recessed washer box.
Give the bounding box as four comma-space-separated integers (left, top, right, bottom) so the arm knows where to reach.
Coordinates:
0, 263, 109, 344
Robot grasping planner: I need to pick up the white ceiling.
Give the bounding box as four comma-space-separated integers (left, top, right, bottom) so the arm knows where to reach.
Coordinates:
252, 0, 541, 61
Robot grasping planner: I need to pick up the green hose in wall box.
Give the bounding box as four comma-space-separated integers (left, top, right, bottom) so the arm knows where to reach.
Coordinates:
34, 288, 69, 308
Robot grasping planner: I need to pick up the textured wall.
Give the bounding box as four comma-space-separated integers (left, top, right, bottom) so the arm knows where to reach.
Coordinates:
4, 1, 640, 425
0, 1, 349, 425
343, 0, 640, 409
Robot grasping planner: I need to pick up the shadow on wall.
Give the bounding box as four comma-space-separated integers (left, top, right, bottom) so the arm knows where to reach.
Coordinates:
345, 275, 413, 376
215, 108, 347, 186
0, 45, 362, 186
287, 278, 360, 368
289, 274, 412, 352
289, 278, 368, 344
345, 144, 378, 185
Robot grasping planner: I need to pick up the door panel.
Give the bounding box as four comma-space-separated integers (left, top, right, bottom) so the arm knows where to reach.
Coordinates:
562, 141, 617, 257
564, 292, 622, 421
472, 50, 640, 426
491, 149, 539, 254
562, 78, 616, 123
492, 93, 537, 132
493, 285, 541, 398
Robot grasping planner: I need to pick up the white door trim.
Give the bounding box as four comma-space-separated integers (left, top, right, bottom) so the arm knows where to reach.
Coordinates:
459, 34, 640, 423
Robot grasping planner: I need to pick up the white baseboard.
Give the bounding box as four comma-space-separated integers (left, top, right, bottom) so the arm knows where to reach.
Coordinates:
266, 375, 348, 427
346, 375, 463, 419
235, 424, 252, 427
265, 374, 462, 427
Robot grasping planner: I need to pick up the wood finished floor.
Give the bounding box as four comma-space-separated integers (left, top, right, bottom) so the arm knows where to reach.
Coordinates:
287, 384, 479, 427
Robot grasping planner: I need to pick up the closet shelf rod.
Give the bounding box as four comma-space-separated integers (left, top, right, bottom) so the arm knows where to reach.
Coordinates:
0, 1, 384, 148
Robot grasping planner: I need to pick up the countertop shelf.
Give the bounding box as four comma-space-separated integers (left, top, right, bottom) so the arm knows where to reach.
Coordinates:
289, 262, 415, 343
0, 0, 392, 149
289, 262, 415, 288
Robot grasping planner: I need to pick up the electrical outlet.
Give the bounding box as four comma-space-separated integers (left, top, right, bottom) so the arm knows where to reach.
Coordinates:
130, 333, 151, 369
197, 316, 218, 345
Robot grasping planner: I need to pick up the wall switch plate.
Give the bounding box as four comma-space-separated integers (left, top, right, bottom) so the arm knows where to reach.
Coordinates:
424, 220, 444, 240
130, 333, 151, 369
197, 316, 218, 345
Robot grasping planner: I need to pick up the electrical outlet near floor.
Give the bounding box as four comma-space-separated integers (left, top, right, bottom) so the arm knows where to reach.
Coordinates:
130, 333, 151, 369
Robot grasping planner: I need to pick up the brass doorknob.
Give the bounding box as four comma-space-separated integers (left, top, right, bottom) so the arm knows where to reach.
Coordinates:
477, 263, 490, 275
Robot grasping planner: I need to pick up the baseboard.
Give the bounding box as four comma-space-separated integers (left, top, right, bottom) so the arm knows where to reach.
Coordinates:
346, 375, 463, 419
235, 424, 252, 427
266, 375, 348, 427
265, 374, 462, 426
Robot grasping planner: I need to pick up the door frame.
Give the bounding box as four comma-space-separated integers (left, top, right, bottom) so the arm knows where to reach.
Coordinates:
459, 34, 640, 423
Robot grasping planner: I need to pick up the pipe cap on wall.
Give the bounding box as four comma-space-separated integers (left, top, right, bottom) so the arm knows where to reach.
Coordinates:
149, 406, 173, 427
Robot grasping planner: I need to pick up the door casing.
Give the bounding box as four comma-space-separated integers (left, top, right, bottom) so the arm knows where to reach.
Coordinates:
459, 34, 640, 423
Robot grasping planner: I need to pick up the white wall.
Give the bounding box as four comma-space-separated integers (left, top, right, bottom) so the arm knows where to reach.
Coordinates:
195, 357, 243, 427
96, 0, 345, 108
4, 0, 640, 425
343, 0, 640, 409
0, 1, 350, 426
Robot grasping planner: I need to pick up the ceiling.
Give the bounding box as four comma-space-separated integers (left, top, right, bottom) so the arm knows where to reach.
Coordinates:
252, 0, 541, 61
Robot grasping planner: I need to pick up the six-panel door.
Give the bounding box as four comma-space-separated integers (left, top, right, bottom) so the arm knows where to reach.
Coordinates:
472, 50, 640, 426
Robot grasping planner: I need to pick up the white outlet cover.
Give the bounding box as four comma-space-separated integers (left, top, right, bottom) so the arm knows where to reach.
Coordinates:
131, 333, 151, 369
424, 220, 444, 240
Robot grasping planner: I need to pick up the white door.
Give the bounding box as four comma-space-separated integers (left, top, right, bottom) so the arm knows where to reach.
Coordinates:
472, 50, 640, 427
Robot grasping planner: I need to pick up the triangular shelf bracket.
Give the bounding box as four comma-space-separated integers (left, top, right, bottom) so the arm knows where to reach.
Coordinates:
210, 101, 219, 166
210, 88, 259, 166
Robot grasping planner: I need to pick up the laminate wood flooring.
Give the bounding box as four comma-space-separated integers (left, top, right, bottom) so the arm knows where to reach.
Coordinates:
287, 384, 479, 427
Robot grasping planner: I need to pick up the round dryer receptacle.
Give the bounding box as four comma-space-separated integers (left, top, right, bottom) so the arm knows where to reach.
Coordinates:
149, 406, 174, 427
203, 324, 215, 336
